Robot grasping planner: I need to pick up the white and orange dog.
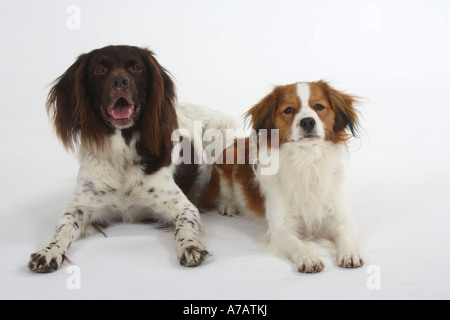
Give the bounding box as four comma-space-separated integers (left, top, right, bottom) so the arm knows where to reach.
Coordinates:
199, 81, 364, 273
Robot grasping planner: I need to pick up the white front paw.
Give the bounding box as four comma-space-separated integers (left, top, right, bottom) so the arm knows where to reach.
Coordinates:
337, 251, 364, 268
297, 256, 325, 273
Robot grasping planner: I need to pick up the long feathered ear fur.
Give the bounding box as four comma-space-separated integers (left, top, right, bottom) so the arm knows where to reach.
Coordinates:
317, 80, 361, 142
137, 48, 178, 158
244, 86, 280, 132
46, 53, 110, 152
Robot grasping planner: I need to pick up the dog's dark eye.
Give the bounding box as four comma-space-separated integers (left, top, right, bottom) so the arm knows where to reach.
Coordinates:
94, 65, 106, 75
314, 104, 325, 111
130, 64, 142, 72
284, 107, 295, 115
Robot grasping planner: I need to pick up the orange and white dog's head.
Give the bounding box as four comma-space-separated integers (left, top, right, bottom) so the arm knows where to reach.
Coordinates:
245, 80, 360, 146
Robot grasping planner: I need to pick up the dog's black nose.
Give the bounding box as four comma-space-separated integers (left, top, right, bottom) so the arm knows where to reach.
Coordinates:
111, 74, 130, 91
300, 117, 316, 131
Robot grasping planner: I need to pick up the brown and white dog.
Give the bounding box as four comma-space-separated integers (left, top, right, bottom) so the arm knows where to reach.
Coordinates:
198, 81, 364, 273
28, 45, 239, 273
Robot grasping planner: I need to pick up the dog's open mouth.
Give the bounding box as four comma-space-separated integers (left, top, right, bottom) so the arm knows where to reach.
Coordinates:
108, 97, 136, 120
101, 97, 141, 127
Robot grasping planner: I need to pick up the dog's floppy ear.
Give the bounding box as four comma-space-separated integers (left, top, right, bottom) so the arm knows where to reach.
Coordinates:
244, 86, 280, 133
47, 54, 88, 151
319, 80, 360, 140
138, 48, 178, 158
46, 53, 109, 151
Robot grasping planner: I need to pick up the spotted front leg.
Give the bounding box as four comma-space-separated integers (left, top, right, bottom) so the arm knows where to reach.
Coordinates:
138, 169, 210, 267
28, 208, 91, 273
28, 177, 104, 273
175, 204, 210, 267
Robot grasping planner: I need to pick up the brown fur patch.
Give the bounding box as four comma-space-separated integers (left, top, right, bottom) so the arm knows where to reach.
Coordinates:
198, 138, 266, 217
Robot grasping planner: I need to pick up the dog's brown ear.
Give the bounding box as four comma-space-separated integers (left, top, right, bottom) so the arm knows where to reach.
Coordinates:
331, 89, 360, 137
138, 48, 178, 158
47, 53, 109, 152
318, 80, 360, 140
244, 87, 280, 132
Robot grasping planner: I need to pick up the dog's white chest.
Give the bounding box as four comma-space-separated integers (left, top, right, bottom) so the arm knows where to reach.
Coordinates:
77, 131, 144, 202
276, 143, 344, 230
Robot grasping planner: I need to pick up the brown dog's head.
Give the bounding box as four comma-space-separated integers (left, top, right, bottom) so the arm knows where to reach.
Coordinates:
47, 45, 177, 156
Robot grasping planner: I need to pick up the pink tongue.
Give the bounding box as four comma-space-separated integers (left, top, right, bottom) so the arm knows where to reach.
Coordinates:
111, 105, 133, 119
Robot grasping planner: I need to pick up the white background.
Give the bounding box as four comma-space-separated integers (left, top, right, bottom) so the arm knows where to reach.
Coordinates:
1, 0, 449, 300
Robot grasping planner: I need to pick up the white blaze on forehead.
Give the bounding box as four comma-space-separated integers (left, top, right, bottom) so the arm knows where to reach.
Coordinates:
297, 82, 311, 110
291, 81, 325, 142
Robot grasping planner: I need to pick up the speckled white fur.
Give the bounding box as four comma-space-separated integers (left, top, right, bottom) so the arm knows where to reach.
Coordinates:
28, 103, 240, 272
